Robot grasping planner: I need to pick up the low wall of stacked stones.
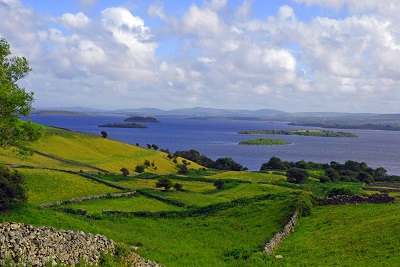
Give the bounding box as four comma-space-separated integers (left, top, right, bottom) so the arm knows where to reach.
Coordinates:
322, 194, 395, 205
0, 222, 114, 266
38, 191, 136, 208
263, 211, 298, 254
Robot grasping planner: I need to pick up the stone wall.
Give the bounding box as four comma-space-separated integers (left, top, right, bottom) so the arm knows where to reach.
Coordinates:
322, 194, 395, 205
38, 191, 136, 208
263, 211, 298, 254
0, 222, 114, 266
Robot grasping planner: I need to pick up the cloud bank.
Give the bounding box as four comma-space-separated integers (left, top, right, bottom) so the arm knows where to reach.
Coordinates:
1, 0, 400, 113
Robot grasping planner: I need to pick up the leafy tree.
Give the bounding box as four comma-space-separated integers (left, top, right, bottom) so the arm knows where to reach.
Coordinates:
143, 160, 151, 168
0, 38, 43, 152
151, 144, 159, 150
0, 165, 27, 210
357, 171, 373, 184
156, 177, 173, 191
214, 179, 226, 190
214, 157, 245, 171
286, 168, 309, 184
325, 168, 339, 182
260, 156, 287, 171
120, 167, 129, 176
100, 131, 108, 138
174, 183, 183, 191
177, 163, 188, 174
135, 165, 145, 173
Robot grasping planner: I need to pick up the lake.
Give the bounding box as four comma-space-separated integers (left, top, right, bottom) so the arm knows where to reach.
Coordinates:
27, 114, 400, 175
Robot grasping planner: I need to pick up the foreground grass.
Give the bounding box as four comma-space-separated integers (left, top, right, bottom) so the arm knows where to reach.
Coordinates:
267, 204, 400, 267
1, 198, 292, 267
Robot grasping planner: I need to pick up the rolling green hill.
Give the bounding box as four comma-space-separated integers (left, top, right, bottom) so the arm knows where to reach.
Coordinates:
0, 128, 399, 266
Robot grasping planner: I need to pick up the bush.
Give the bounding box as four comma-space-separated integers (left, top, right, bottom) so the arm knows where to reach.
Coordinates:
286, 168, 309, 184
0, 165, 27, 211
327, 188, 354, 197
156, 177, 173, 191
135, 165, 145, 173
177, 164, 188, 174
214, 179, 226, 190
174, 183, 183, 191
292, 192, 314, 217
120, 167, 129, 176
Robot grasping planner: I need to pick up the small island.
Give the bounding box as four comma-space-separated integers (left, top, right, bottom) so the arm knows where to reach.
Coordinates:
98, 123, 147, 128
124, 116, 160, 123
238, 129, 357, 137
239, 138, 288, 145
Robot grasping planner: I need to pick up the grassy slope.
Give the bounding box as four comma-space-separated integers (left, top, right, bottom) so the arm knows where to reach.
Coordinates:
0, 130, 202, 174
1, 129, 399, 266
272, 204, 400, 267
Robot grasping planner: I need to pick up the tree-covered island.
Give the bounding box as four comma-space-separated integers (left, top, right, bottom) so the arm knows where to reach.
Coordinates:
239, 138, 288, 145
98, 123, 147, 128
238, 129, 357, 137
124, 116, 160, 122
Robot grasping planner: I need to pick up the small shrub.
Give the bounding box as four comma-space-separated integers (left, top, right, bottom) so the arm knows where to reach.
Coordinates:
327, 188, 354, 197
135, 165, 145, 173
156, 177, 173, 191
214, 179, 226, 190
0, 165, 27, 211
174, 183, 183, 191
120, 167, 129, 176
286, 168, 309, 184
292, 192, 314, 217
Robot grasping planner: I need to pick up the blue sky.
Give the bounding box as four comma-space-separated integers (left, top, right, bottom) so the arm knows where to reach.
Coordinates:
1, 0, 400, 113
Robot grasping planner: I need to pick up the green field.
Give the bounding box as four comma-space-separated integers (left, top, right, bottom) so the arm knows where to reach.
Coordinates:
1, 128, 399, 266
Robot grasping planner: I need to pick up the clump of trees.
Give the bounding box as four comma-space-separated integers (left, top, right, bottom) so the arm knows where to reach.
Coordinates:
260, 156, 394, 184
286, 168, 308, 184
156, 177, 173, 191
173, 149, 247, 171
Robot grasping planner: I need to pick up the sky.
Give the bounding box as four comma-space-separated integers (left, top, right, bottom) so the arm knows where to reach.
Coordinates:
1, 0, 400, 113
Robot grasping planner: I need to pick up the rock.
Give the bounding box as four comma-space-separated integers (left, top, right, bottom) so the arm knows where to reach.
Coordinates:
275, 255, 283, 259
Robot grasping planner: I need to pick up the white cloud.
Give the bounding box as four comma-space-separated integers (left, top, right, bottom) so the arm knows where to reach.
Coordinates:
59, 12, 90, 29
182, 4, 224, 36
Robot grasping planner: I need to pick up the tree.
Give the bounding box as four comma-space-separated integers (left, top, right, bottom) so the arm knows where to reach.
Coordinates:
143, 160, 151, 168
260, 156, 287, 171
286, 168, 309, 184
0, 165, 27, 210
214, 179, 226, 190
156, 177, 173, 191
174, 183, 183, 191
177, 164, 188, 174
120, 167, 129, 176
135, 165, 145, 173
0, 38, 43, 152
100, 131, 108, 138
151, 144, 159, 150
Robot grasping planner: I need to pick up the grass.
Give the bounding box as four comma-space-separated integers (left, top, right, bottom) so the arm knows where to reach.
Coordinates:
271, 204, 400, 266
20, 168, 122, 204
1, 198, 292, 267
1, 127, 399, 267
62, 194, 183, 214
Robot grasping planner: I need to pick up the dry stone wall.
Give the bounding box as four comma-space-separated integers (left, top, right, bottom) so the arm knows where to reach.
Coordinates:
0, 222, 114, 266
263, 211, 298, 255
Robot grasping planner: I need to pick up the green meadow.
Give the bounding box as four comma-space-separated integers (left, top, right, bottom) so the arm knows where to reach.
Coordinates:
1, 128, 399, 266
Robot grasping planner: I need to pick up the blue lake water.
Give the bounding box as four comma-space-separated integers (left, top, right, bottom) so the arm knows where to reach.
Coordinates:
27, 115, 400, 175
